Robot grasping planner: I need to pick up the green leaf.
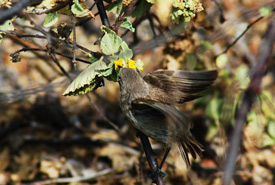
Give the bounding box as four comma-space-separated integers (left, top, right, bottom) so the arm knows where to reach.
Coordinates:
131, 0, 152, 18
236, 65, 248, 81
106, 68, 119, 82
0, 20, 14, 31
43, 13, 58, 27
109, 55, 119, 62
71, 4, 83, 16
89, 54, 99, 64
205, 96, 221, 126
200, 41, 213, 50
216, 54, 228, 69
96, 62, 114, 77
263, 134, 275, 147
63, 58, 110, 96
106, 0, 123, 14
0, 20, 15, 43
100, 26, 122, 55
171, 0, 204, 24
260, 90, 275, 119
146, 0, 155, 4
206, 122, 218, 141
72, 0, 84, 12
186, 53, 197, 69
236, 65, 250, 89
268, 120, 275, 139
259, 6, 273, 17
171, 8, 183, 24
121, 17, 135, 32
118, 41, 133, 61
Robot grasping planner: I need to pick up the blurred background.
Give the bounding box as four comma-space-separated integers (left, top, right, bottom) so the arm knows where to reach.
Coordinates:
0, 0, 275, 184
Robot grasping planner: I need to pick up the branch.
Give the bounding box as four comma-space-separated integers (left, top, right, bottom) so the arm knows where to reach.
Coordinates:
216, 16, 264, 57
72, 16, 77, 68
1, 30, 98, 56
137, 131, 165, 185
96, 0, 111, 27
49, 51, 72, 81
0, 0, 43, 25
22, 162, 127, 185
10, 48, 91, 64
35, 0, 70, 15
111, 0, 139, 33
86, 93, 121, 134
216, 7, 275, 57
222, 16, 275, 185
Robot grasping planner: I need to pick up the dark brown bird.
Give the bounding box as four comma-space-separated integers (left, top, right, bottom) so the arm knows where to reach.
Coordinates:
119, 67, 218, 168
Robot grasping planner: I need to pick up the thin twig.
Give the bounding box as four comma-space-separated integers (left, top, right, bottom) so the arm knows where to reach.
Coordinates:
72, 16, 77, 69
7, 34, 62, 75
49, 51, 72, 81
147, 13, 157, 37
86, 93, 121, 134
222, 16, 275, 185
111, 0, 139, 33
76, 2, 97, 26
10, 48, 91, 64
35, 0, 70, 15
1, 29, 97, 56
0, 0, 43, 25
216, 15, 265, 57
22, 162, 127, 185
212, 0, 225, 23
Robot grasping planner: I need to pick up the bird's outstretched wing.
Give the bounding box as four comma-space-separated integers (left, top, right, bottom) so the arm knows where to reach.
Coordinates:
143, 70, 218, 103
131, 99, 203, 167
130, 99, 191, 144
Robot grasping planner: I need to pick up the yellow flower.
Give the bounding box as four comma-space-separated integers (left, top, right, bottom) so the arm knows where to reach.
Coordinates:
114, 58, 123, 70
128, 59, 136, 69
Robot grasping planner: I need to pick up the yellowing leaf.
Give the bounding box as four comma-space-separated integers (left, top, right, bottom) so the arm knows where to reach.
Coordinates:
71, 0, 94, 17
36, 0, 56, 9
57, 4, 72, 15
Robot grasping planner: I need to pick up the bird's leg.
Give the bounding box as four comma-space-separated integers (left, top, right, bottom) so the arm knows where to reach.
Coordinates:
159, 147, 171, 169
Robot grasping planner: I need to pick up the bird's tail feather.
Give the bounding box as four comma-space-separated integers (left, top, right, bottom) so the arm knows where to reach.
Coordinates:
178, 135, 203, 168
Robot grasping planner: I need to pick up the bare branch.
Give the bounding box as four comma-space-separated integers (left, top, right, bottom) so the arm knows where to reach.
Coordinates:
222, 16, 275, 185
0, 0, 43, 25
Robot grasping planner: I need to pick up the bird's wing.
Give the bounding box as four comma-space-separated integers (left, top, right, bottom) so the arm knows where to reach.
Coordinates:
131, 99, 203, 168
130, 99, 191, 145
143, 70, 218, 103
